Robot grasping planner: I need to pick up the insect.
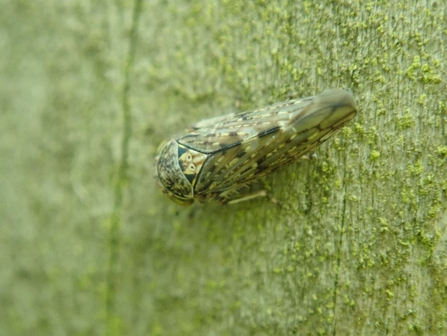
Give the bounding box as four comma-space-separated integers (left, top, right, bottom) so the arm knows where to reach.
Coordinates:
155, 88, 357, 205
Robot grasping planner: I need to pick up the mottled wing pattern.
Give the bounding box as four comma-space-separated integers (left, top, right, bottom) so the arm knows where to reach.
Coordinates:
177, 89, 357, 201
179, 97, 313, 153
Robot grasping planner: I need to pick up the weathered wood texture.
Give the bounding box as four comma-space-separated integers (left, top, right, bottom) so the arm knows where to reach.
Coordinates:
1, 0, 446, 335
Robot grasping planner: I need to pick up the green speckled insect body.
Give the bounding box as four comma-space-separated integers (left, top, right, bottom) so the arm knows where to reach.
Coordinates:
155, 88, 357, 205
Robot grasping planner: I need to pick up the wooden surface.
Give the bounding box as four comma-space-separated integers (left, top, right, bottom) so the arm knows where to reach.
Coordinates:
1, 0, 446, 335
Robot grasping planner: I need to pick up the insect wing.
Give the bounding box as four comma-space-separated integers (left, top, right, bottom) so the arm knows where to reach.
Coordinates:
178, 97, 314, 154
180, 89, 357, 199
